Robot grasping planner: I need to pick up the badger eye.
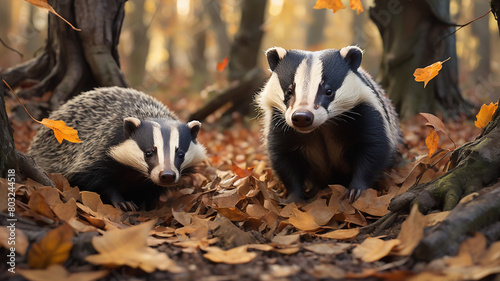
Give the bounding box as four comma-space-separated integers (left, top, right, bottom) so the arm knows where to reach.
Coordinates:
177, 151, 185, 159
145, 147, 156, 159
325, 89, 333, 96
286, 84, 295, 96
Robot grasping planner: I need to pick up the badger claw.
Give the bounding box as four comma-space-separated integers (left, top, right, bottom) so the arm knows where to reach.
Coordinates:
341, 189, 362, 204
114, 201, 139, 212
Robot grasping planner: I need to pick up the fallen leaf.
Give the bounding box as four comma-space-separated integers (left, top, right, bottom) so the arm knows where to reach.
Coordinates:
231, 161, 252, 178
419, 113, 447, 134
24, 0, 81, 31
216, 57, 229, 72
304, 242, 351, 255
28, 223, 74, 269
313, 0, 346, 13
392, 205, 426, 256
203, 245, 257, 264
18, 264, 109, 281
288, 208, 321, 231
51, 198, 77, 222
475, 102, 498, 129
28, 191, 56, 219
425, 129, 439, 157
85, 220, 184, 273
271, 234, 300, 245
318, 228, 360, 240
40, 118, 81, 144
353, 237, 400, 262
413, 57, 450, 88
351, 189, 390, 217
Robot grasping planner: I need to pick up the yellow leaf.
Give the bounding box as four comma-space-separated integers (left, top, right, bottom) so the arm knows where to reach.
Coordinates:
24, 0, 81, 31
425, 129, 439, 157
85, 220, 184, 273
350, 0, 364, 14
352, 237, 400, 262
40, 118, 82, 144
475, 102, 498, 129
28, 223, 74, 269
413, 57, 451, 88
313, 0, 346, 13
203, 245, 257, 264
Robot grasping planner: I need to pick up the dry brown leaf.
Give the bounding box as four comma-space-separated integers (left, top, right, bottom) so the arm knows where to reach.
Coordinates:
51, 198, 77, 222
48, 173, 71, 191
445, 232, 486, 267
318, 227, 360, 240
353, 237, 400, 262
351, 189, 390, 217
37, 186, 62, 205
18, 264, 109, 281
288, 208, 321, 231
203, 245, 257, 264
28, 223, 74, 269
0, 227, 29, 255
271, 234, 300, 245
85, 220, 184, 273
28, 191, 56, 219
392, 205, 427, 256
80, 191, 103, 212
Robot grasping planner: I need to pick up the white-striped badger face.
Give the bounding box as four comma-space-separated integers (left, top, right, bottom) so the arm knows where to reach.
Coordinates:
259, 46, 369, 134
108, 118, 206, 187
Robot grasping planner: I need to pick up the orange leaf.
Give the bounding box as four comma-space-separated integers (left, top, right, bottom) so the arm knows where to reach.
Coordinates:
203, 245, 257, 264
475, 102, 498, 129
40, 118, 82, 144
24, 0, 81, 31
349, 0, 364, 14
216, 57, 229, 72
313, 0, 346, 13
231, 162, 252, 178
413, 57, 450, 88
425, 129, 439, 157
28, 223, 74, 269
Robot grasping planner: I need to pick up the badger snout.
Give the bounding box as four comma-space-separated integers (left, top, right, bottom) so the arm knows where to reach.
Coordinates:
159, 170, 177, 185
291, 110, 314, 128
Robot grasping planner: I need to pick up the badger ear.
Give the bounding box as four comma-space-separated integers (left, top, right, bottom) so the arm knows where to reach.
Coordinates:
340, 46, 363, 71
187, 120, 201, 140
123, 117, 141, 138
265, 47, 287, 71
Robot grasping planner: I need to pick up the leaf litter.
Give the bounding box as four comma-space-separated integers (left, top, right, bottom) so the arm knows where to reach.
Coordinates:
2, 106, 498, 280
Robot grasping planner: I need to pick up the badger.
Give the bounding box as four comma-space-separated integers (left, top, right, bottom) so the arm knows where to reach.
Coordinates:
28, 87, 206, 210
256, 46, 402, 203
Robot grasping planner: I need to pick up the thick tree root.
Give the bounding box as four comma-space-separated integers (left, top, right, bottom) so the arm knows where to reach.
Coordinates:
413, 184, 500, 261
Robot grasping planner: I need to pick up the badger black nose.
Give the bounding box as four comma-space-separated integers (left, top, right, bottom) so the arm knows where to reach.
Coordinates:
291, 110, 314, 128
159, 170, 176, 184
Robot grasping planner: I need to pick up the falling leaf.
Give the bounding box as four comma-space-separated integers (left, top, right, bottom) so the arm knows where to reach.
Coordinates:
425, 129, 439, 157
419, 113, 447, 134
203, 245, 257, 264
85, 220, 184, 273
349, 0, 364, 14
18, 264, 109, 281
313, 0, 346, 13
28, 223, 74, 269
413, 57, 451, 88
216, 57, 229, 72
475, 102, 498, 129
40, 118, 82, 144
24, 0, 81, 31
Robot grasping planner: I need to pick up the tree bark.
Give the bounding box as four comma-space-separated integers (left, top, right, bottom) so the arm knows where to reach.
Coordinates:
204, 0, 231, 60
473, 1, 491, 79
1, 0, 128, 112
0, 81, 17, 177
370, 0, 473, 120
127, 0, 150, 87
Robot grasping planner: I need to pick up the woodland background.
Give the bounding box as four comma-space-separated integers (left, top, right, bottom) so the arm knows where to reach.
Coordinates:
1, 0, 500, 280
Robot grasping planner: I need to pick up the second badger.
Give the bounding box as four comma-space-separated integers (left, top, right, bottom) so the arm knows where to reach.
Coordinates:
28, 87, 206, 209
257, 46, 402, 202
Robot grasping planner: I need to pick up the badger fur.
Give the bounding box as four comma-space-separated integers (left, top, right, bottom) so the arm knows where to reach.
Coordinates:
256, 46, 402, 203
28, 87, 206, 209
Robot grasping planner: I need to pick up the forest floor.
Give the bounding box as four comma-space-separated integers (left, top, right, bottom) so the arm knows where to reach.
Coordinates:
2, 81, 497, 281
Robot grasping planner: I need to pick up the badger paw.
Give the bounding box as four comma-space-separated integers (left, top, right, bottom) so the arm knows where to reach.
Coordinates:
114, 201, 139, 212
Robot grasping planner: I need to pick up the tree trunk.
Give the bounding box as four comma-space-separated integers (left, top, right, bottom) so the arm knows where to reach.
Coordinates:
228, 0, 267, 82
370, 0, 473, 120
2, 0, 128, 112
473, 1, 491, 79
127, 0, 150, 87
204, 0, 231, 60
